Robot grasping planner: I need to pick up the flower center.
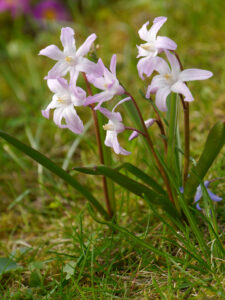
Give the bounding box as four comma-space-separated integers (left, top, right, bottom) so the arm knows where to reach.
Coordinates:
43, 9, 57, 20
103, 123, 115, 131
164, 73, 172, 80
57, 97, 70, 105
104, 83, 109, 89
65, 56, 76, 65
140, 42, 156, 52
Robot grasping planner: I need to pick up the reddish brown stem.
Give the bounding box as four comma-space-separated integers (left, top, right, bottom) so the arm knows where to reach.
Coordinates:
125, 126, 147, 138
149, 99, 167, 153
155, 120, 167, 153
82, 73, 113, 218
124, 91, 175, 206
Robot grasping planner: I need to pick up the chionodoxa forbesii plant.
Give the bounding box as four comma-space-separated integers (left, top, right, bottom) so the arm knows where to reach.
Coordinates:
1, 17, 224, 227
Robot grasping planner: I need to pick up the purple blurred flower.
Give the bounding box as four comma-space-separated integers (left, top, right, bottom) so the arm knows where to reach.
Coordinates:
33, 0, 69, 21
194, 181, 222, 211
0, 0, 30, 17
180, 181, 222, 211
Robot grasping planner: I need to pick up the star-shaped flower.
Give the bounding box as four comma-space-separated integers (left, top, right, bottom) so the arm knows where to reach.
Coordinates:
85, 55, 125, 109
146, 51, 213, 111
39, 27, 99, 82
42, 78, 86, 134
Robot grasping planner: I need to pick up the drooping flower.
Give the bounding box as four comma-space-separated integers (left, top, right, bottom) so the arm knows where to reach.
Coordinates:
194, 181, 222, 211
85, 55, 125, 110
98, 102, 131, 155
137, 16, 177, 79
146, 51, 213, 112
39, 27, 99, 82
42, 78, 86, 134
33, 0, 69, 22
0, 0, 30, 17
128, 118, 155, 141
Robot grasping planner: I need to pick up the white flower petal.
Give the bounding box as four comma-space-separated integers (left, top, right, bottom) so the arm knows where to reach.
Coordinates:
63, 106, 84, 134
165, 50, 180, 75
53, 107, 66, 128
171, 81, 194, 102
76, 33, 97, 57
155, 87, 171, 112
146, 75, 168, 98
60, 27, 76, 56
138, 21, 150, 42
179, 69, 213, 82
39, 45, 64, 60
110, 54, 117, 74
47, 61, 70, 79
155, 36, 177, 51
149, 16, 167, 40
47, 78, 68, 95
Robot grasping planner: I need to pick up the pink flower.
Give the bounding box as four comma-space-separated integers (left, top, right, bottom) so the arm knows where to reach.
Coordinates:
85, 55, 125, 110
98, 102, 131, 156
146, 51, 213, 112
32, 0, 69, 21
42, 78, 86, 134
137, 16, 177, 79
39, 27, 99, 82
0, 0, 30, 17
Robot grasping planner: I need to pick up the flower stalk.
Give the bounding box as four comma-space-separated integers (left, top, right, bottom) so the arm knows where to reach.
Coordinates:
172, 51, 190, 186
82, 72, 113, 218
124, 91, 175, 206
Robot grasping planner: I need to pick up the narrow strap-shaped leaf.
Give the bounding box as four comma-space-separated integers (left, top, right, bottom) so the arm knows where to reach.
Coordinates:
114, 162, 166, 195
75, 165, 181, 220
184, 121, 225, 202
0, 130, 108, 219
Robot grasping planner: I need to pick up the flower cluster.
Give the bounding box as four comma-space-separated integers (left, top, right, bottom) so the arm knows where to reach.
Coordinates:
39, 16, 223, 212
136, 16, 213, 112
40, 27, 131, 155
40, 17, 213, 155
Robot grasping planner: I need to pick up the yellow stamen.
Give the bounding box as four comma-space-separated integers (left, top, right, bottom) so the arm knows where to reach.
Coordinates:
141, 43, 153, 51
103, 123, 114, 131
57, 98, 65, 104
65, 56, 73, 63
164, 73, 172, 80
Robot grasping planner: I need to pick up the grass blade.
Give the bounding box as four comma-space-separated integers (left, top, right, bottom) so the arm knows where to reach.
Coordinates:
0, 130, 108, 219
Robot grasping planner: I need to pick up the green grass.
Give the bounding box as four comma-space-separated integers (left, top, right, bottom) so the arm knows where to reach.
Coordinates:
0, 0, 225, 298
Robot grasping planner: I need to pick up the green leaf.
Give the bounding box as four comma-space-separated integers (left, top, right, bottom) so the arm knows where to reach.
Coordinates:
75, 165, 180, 220
114, 162, 166, 195
184, 121, 225, 202
0, 131, 108, 219
0, 257, 22, 275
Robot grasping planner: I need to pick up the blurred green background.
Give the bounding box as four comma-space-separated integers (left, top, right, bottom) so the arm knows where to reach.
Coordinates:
0, 0, 225, 217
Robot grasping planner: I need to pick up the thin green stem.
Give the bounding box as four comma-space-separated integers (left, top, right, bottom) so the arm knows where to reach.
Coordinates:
82, 73, 113, 218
